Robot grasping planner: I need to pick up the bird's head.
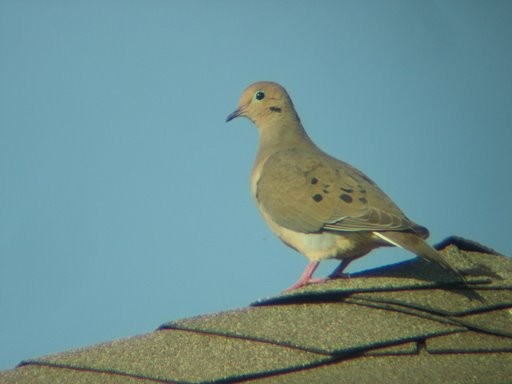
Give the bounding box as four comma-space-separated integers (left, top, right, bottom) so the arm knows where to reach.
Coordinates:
226, 81, 298, 126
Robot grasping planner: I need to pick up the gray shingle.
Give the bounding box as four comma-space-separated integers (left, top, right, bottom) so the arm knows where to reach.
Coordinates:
165, 302, 465, 355
21, 330, 330, 383
247, 353, 512, 384
1, 237, 510, 383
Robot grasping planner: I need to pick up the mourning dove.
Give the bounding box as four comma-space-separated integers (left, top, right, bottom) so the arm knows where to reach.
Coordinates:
226, 81, 465, 290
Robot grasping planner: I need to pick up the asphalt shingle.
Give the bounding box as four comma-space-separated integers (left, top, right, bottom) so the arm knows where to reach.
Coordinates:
1, 237, 510, 383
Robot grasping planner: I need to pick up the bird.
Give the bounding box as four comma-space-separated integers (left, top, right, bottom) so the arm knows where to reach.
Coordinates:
226, 81, 465, 290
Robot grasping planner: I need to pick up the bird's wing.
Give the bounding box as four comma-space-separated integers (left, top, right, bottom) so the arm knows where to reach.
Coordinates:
256, 149, 417, 234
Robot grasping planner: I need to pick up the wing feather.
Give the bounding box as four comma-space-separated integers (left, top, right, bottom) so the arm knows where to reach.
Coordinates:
256, 149, 419, 234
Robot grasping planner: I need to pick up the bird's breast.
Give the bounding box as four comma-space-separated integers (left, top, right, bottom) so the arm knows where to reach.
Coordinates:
256, 200, 365, 261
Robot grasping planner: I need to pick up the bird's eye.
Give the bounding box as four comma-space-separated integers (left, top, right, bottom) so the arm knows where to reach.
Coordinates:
255, 91, 265, 100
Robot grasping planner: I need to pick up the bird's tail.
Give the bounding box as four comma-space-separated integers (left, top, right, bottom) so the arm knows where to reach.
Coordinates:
373, 231, 467, 283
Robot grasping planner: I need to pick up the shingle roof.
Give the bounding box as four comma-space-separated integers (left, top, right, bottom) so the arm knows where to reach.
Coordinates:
1, 237, 511, 383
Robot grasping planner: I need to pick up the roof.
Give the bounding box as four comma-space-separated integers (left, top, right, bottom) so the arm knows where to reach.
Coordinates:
1, 236, 511, 383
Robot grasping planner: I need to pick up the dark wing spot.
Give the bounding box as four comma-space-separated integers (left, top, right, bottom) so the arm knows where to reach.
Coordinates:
312, 194, 323, 202
340, 187, 354, 193
269, 106, 282, 113
339, 194, 353, 203
359, 197, 368, 204
310, 177, 318, 185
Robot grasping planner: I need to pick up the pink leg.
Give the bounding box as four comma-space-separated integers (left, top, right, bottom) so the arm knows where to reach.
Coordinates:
328, 258, 354, 279
284, 261, 326, 291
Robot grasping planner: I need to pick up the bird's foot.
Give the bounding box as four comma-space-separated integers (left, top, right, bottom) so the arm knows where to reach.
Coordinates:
283, 260, 353, 292
284, 277, 327, 292
283, 261, 322, 292
328, 271, 351, 279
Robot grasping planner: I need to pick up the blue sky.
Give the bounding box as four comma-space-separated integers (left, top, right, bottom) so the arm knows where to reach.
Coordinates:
1, 0, 511, 370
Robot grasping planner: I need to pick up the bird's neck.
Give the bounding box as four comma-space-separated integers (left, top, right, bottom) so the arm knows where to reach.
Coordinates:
255, 118, 319, 164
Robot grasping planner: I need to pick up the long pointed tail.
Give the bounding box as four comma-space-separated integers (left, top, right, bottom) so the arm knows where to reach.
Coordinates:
374, 231, 467, 283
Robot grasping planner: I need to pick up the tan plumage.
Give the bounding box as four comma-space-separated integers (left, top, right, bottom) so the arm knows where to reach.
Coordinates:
226, 81, 465, 290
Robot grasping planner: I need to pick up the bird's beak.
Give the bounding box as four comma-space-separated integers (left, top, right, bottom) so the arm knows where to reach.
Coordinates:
226, 107, 243, 122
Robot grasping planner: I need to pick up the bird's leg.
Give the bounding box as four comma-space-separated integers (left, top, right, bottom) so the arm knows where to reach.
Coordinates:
328, 258, 353, 279
284, 261, 325, 291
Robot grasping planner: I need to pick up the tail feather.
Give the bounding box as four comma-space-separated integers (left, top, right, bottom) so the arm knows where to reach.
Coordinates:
374, 231, 467, 283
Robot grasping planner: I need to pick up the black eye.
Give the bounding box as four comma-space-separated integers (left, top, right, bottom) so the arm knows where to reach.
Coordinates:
255, 91, 265, 100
